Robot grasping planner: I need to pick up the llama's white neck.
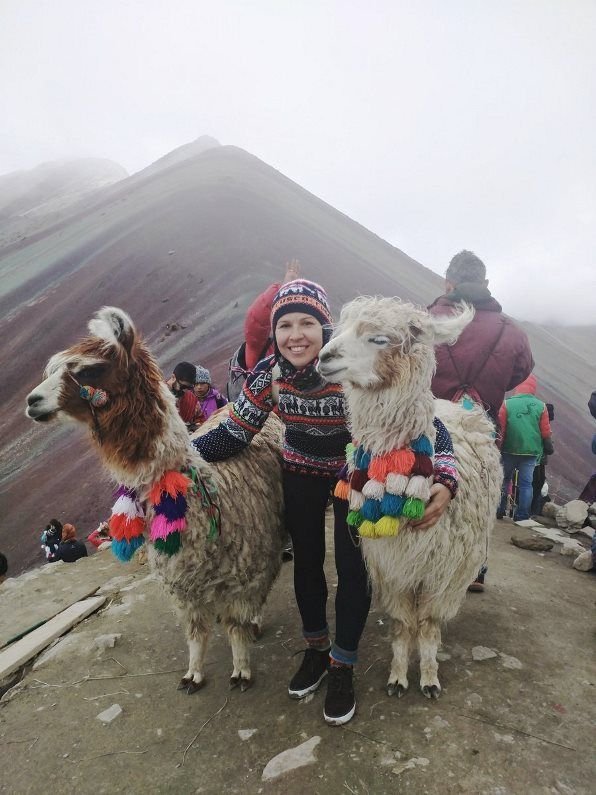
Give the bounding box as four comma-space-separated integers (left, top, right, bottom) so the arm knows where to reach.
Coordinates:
344, 383, 435, 454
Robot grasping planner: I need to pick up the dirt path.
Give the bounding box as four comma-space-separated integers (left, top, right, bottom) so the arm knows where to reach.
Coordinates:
0, 518, 594, 794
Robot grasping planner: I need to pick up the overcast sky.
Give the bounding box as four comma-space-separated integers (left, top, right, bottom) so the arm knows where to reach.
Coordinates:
1, 1, 595, 323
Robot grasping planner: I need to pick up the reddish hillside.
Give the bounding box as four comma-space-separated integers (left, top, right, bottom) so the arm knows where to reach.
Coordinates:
1, 143, 594, 573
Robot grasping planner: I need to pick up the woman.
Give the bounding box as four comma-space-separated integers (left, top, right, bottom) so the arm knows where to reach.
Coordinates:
193, 279, 457, 725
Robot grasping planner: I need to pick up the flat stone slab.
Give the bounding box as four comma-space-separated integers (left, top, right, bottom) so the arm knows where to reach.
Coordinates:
0, 554, 132, 649
511, 534, 554, 552
0, 596, 106, 679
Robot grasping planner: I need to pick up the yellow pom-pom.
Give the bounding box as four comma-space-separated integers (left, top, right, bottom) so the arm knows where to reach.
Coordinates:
375, 515, 400, 537
358, 520, 377, 538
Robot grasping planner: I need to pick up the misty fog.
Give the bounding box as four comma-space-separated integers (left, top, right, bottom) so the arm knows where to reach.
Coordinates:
1, 1, 594, 324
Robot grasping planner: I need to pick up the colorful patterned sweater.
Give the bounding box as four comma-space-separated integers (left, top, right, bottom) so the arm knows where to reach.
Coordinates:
193, 356, 458, 495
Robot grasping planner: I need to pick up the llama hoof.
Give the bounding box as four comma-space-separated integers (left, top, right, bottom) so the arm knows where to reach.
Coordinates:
422, 684, 441, 699
177, 677, 192, 690
230, 675, 241, 689
240, 676, 253, 692
186, 679, 205, 695
387, 682, 408, 698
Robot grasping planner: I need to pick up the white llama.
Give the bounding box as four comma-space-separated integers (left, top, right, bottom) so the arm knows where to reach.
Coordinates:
26, 307, 285, 693
318, 297, 501, 698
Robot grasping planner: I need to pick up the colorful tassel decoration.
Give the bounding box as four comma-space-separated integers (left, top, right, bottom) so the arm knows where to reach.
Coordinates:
335, 435, 435, 540
368, 456, 390, 481
334, 479, 351, 500
111, 535, 145, 562
346, 510, 364, 528
358, 520, 377, 538
412, 453, 434, 477
380, 492, 405, 517
361, 499, 382, 522
402, 497, 426, 519
349, 489, 365, 511
385, 473, 410, 495
362, 479, 385, 500
411, 434, 433, 455
350, 469, 369, 493
374, 516, 399, 537
154, 532, 182, 556
405, 475, 431, 501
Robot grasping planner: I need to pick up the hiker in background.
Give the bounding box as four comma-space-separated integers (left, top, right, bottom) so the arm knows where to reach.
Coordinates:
578, 390, 596, 505
87, 521, 112, 550
193, 366, 227, 420
531, 401, 555, 515
497, 375, 553, 522
0, 552, 7, 584
48, 523, 88, 564
41, 518, 63, 560
167, 361, 206, 432
227, 259, 301, 401
244, 259, 301, 369
428, 249, 534, 591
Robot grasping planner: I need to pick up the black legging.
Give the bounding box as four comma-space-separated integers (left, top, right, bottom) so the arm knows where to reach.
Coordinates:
283, 470, 372, 653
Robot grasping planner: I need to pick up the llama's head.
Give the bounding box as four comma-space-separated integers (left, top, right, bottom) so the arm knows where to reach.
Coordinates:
26, 307, 175, 474
318, 297, 474, 392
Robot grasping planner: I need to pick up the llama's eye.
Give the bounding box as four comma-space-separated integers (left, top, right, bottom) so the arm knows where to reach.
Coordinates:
369, 336, 390, 346
75, 365, 105, 380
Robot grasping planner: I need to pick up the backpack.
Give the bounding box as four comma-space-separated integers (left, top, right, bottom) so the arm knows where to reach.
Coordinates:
226, 337, 273, 402
446, 319, 507, 419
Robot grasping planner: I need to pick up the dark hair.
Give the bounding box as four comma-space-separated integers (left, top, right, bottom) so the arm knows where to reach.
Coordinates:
173, 362, 197, 385
446, 250, 486, 285
49, 519, 63, 532
0, 552, 7, 577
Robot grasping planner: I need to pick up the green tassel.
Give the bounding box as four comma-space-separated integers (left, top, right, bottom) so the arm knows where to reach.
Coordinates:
402, 497, 425, 519
346, 510, 363, 528
154, 532, 182, 556
207, 512, 218, 541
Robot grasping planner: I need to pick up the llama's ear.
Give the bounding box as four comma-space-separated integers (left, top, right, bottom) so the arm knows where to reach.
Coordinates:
422, 303, 475, 347
88, 307, 136, 353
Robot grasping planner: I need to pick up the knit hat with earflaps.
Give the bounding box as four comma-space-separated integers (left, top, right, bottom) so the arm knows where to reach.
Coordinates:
195, 366, 211, 384
271, 279, 333, 331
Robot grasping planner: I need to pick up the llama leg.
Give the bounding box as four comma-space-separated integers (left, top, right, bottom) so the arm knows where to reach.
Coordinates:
417, 608, 442, 699
250, 613, 263, 640
178, 610, 211, 694
386, 593, 416, 697
227, 623, 254, 691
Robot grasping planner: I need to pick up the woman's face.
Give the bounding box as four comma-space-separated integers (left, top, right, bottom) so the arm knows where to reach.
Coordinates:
275, 312, 324, 368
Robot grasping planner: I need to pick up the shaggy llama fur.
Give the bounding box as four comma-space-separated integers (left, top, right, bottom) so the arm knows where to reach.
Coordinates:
26, 307, 285, 693
318, 296, 501, 698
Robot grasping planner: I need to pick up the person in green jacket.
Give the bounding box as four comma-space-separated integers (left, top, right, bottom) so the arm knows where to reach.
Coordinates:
497, 375, 553, 520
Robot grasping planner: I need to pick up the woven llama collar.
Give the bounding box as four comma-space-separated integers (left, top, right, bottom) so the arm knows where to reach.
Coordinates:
109, 466, 219, 561
334, 435, 434, 538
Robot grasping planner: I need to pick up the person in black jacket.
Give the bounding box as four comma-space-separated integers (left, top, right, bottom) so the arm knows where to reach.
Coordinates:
49, 523, 88, 563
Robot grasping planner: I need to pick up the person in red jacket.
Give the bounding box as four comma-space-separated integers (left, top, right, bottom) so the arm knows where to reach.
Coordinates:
244, 259, 301, 370
428, 250, 534, 426
429, 250, 534, 591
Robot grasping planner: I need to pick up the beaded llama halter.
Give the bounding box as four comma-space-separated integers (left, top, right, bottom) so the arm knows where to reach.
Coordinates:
334, 434, 434, 538
109, 466, 220, 561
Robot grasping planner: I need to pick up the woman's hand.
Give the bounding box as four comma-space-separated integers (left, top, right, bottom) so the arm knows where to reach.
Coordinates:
410, 483, 452, 531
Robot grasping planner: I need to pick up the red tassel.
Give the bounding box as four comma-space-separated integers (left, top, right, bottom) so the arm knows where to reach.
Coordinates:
350, 469, 369, 493
149, 470, 192, 504
412, 453, 434, 477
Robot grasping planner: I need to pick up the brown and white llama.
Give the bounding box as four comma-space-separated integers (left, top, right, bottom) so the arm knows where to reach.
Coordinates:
26, 307, 285, 693
318, 297, 501, 698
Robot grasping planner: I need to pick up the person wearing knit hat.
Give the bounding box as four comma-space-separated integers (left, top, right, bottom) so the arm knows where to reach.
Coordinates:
193, 364, 227, 418
193, 275, 460, 727
48, 523, 88, 564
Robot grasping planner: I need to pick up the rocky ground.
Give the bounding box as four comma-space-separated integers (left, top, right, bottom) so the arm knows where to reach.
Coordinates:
0, 516, 594, 795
